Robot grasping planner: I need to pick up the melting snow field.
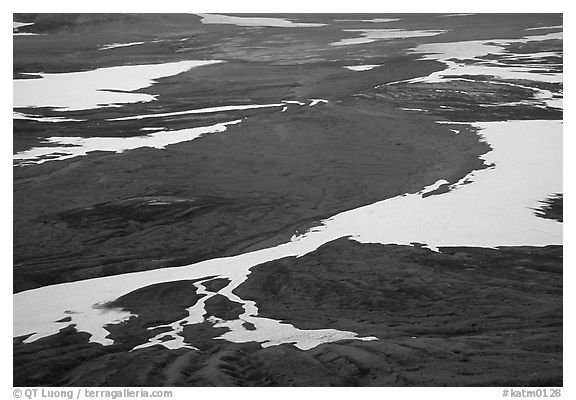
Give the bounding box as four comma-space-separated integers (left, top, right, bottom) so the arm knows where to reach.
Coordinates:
13, 118, 562, 350
99, 41, 147, 50
334, 18, 400, 23
13, 21, 38, 35
13, 60, 224, 111
13, 231, 378, 350
407, 40, 562, 85
13, 111, 85, 123
195, 14, 326, 28
13, 22, 563, 353
304, 120, 562, 251
13, 120, 243, 165
107, 102, 293, 121
13, 21, 34, 29
13, 100, 314, 165
392, 31, 563, 110
331, 29, 446, 46
345, 65, 382, 71
383, 30, 562, 112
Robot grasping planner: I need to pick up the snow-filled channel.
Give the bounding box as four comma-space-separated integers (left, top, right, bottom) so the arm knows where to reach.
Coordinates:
13, 120, 243, 165
13, 60, 224, 111
13, 119, 561, 350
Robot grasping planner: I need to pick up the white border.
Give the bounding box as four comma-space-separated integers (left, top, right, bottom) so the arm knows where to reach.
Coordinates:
5, 3, 571, 398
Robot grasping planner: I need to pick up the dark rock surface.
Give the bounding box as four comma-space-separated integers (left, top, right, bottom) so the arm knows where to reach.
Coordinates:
14, 240, 562, 386
535, 193, 563, 223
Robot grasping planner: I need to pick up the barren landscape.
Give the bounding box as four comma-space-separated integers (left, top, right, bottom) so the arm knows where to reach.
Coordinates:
13, 13, 562, 386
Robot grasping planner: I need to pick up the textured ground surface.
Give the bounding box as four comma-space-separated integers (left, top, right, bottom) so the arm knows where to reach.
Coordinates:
14, 240, 562, 386
13, 13, 562, 386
